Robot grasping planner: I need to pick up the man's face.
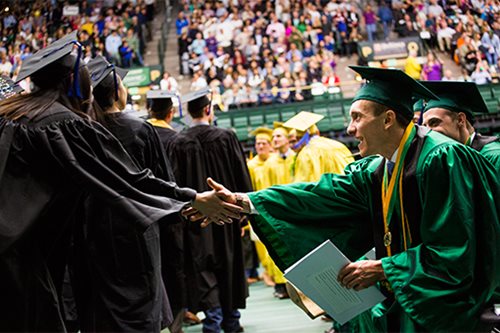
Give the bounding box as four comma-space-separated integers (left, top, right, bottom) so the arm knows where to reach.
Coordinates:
347, 100, 388, 157
288, 132, 298, 148
272, 128, 289, 151
422, 108, 462, 142
255, 138, 271, 158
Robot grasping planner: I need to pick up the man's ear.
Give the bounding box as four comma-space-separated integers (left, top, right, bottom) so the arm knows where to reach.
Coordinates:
384, 110, 397, 129
457, 112, 468, 126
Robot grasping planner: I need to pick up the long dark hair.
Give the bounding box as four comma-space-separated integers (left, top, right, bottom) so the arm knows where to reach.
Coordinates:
92, 71, 118, 127
0, 55, 93, 121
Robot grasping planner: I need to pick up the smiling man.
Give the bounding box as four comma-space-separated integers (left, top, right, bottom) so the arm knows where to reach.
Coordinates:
201, 66, 500, 332
421, 81, 500, 169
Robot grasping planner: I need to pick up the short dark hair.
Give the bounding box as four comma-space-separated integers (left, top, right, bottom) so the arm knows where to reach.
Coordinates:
150, 99, 173, 119
370, 100, 412, 127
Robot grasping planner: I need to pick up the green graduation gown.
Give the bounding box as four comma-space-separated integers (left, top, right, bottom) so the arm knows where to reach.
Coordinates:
471, 134, 500, 170
248, 126, 500, 332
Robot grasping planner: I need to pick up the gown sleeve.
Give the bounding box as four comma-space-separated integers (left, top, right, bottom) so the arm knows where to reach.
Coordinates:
248, 156, 383, 270
380, 144, 500, 331
480, 141, 500, 172
39, 118, 194, 226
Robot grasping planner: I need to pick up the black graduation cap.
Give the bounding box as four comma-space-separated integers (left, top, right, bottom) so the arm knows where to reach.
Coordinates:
350, 66, 439, 120
146, 90, 179, 114
181, 87, 212, 115
0, 75, 23, 100
87, 55, 128, 88
421, 81, 488, 123
87, 55, 128, 100
15, 30, 84, 98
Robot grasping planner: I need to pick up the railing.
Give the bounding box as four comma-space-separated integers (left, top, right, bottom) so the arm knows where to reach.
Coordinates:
157, 0, 172, 72
173, 83, 500, 147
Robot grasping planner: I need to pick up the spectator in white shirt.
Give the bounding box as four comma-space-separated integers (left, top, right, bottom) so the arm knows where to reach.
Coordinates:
266, 13, 286, 42
437, 20, 456, 52
105, 30, 122, 65
427, 0, 444, 17
159, 72, 179, 92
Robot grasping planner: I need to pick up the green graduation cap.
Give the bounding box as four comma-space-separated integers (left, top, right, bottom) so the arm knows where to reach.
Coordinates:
87, 55, 128, 88
350, 66, 439, 120
421, 81, 488, 123
413, 98, 425, 113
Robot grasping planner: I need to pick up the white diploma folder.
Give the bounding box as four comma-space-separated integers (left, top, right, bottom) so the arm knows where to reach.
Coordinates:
284, 240, 386, 325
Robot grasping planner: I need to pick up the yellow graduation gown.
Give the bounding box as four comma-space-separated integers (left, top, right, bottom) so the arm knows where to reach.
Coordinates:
247, 154, 272, 191
294, 136, 354, 182
261, 151, 296, 284
266, 151, 296, 185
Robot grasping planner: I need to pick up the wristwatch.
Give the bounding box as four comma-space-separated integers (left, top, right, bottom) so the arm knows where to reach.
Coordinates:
235, 193, 245, 207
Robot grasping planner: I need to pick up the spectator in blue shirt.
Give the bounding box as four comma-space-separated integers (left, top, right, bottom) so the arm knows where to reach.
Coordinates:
378, 2, 394, 40
176, 12, 189, 36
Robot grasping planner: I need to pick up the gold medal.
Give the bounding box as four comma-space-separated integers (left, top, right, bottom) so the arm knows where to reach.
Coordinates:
383, 232, 392, 247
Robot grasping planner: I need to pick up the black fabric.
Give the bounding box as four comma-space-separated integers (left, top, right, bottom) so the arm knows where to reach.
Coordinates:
371, 126, 427, 302
168, 125, 252, 313
0, 103, 195, 332
153, 125, 188, 315
73, 112, 184, 332
372, 126, 427, 260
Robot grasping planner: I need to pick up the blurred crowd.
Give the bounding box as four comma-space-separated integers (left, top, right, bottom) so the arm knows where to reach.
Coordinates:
174, 0, 500, 110
0, 0, 156, 92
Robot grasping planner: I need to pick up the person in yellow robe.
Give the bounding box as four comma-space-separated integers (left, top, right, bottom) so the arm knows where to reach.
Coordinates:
266, 123, 296, 185
284, 111, 354, 182
246, 127, 275, 286
261, 123, 296, 298
247, 127, 274, 191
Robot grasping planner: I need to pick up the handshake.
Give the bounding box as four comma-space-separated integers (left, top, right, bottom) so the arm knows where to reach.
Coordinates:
183, 177, 250, 227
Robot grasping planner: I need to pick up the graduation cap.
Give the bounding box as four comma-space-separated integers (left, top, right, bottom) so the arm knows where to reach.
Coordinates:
421, 81, 488, 123
181, 87, 212, 117
412, 97, 426, 125
413, 98, 424, 113
283, 111, 324, 133
350, 66, 439, 120
0, 75, 23, 100
250, 127, 273, 142
87, 55, 128, 100
283, 111, 324, 149
272, 121, 289, 136
147, 90, 179, 114
16, 30, 84, 98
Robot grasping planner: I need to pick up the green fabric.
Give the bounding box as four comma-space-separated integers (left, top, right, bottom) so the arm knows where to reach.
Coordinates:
353, 84, 413, 119
424, 97, 475, 123
480, 140, 500, 171
413, 99, 424, 113
421, 81, 489, 124
249, 156, 382, 269
248, 130, 500, 332
350, 66, 438, 121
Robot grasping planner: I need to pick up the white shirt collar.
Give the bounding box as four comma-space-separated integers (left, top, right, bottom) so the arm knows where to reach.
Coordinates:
190, 119, 210, 127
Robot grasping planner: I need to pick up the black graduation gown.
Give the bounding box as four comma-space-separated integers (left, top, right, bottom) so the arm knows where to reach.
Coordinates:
0, 103, 195, 332
73, 112, 181, 332
168, 124, 252, 313
153, 125, 188, 314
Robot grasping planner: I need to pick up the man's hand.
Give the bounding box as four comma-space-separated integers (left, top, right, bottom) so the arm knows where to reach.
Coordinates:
337, 260, 386, 291
207, 178, 251, 213
207, 177, 236, 203
191, 188, 242, 227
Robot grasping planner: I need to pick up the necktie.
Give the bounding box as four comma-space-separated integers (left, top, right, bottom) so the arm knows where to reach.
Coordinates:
387, 160, 395, 178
